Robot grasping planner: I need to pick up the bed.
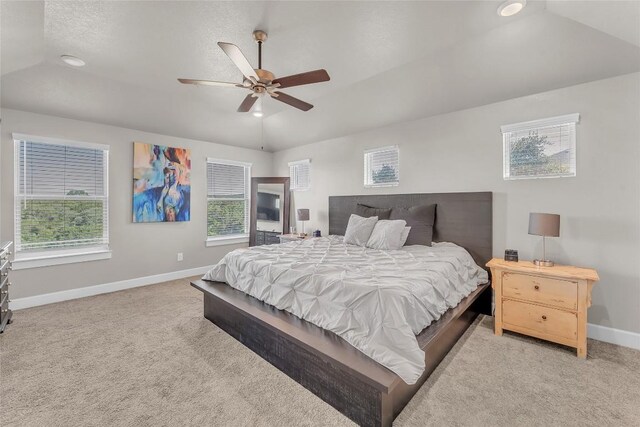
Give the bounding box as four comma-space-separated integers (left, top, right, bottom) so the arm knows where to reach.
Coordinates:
191, 192, 493, 426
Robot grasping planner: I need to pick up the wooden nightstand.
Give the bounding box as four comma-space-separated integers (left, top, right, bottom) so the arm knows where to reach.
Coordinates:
278, 234, 310, 243
487, 258, 599, 358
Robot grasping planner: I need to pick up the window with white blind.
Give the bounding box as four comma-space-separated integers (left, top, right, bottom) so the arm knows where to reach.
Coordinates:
13, 134, 110, 267
206, 159, 251, 244
289, 159, 311, 191
502, 114, 579, 180
364, 145, 399, 187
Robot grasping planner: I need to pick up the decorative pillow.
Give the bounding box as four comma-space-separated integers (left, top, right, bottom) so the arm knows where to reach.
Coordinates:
399, 227, 411, 246
355, 204, 392, 220
389, 204, 437, 246
366, 220, 408, 250
344, 214, 378, 247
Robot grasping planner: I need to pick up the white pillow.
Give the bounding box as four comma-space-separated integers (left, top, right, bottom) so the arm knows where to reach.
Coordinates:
366, 220, 408, 250
400, 226, 411, 246
344, 214, 379, 247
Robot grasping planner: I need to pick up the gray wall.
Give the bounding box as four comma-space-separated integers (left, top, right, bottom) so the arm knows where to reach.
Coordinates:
0, 109, 273, 299
274, 73, 640, 334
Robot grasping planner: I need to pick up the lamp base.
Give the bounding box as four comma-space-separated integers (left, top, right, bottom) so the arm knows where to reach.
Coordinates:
533, 259, 554, 267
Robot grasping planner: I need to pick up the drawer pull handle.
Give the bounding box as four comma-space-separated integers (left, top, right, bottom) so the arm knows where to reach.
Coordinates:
541, 315, 547, 320
534, 285, 540, 290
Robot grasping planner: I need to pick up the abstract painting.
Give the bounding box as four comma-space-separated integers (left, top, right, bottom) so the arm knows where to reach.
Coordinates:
133, 142, 191, 222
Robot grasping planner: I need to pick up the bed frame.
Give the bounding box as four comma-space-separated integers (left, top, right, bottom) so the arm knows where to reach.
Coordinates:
192, 192, 493, 427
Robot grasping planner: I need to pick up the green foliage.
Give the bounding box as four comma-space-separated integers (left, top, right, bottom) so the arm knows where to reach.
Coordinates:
372, 164, 398, 184
20, 199, 104, 249
207, 200, 246, 236
510, 132, 570, 177
66, 189, 90, 196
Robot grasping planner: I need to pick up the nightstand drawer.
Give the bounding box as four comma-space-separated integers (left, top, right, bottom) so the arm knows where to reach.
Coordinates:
502, 272, 577, 310
503, 299, 577, 342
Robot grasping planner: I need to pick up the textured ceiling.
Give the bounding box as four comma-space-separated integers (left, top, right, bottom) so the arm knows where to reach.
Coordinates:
1, 1, 639, 151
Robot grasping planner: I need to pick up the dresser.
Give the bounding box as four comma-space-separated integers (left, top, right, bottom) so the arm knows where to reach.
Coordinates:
487, 258, 599, 358
255, 230, 281, 246
1, 241, 13, 333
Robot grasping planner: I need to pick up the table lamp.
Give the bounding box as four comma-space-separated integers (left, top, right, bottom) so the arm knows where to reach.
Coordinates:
296, 209, 310, 236
528, 212, 560, 267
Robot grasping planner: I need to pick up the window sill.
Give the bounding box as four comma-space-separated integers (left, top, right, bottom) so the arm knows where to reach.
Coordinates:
205, 236, 249, 247
364, 182, 399, 188
12, 248, 112, 270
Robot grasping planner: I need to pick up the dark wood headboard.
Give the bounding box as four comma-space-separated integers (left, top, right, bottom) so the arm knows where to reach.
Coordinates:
328, 192, 493, 268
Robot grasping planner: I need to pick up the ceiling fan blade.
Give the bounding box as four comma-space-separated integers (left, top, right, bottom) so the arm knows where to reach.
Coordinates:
271, 91, 313, 111
217, 42, 259, 80
272, 69, 330, 89
178, 78, 243, 88
238, 94, 258, 112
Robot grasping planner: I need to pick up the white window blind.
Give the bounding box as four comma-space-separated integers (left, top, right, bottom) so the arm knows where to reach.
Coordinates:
502, 113, 579, 180
289, 159, 311, 191
14, 134, 109, 253
364, 145, 399, 187
207, 159, 251, 239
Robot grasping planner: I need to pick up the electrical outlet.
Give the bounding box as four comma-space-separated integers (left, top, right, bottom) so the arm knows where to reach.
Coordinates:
177, 252, 183, 262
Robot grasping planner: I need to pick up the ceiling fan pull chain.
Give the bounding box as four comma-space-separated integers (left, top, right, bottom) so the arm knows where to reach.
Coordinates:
258, 41, 262, 70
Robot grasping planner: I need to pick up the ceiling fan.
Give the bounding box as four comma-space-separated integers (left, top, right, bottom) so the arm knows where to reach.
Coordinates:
178, 30, 330, 114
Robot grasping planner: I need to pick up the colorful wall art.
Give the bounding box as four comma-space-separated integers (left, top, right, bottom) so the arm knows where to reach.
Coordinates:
133, 142, 191, 222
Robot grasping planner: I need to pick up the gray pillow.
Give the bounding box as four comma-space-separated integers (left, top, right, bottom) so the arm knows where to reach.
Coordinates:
355, 204, 392, 220
389, 204, 436, 246
344, 214, 378, 247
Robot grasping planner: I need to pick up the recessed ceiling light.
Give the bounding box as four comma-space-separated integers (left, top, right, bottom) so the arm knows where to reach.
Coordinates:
252, 111, 263, 118
497, 0, 526, 17
60, 55, 86, 67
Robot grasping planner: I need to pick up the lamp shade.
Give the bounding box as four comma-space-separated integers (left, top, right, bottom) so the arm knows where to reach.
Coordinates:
296, 209, 310, 221
528, 213, 560, 237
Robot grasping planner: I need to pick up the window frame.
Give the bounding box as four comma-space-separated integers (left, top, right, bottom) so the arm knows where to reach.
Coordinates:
288, 159, 311, 191
364, 145, 400, 188
501, 113, 579, 181
12, 133, 111, 270
205, 158, 252, 247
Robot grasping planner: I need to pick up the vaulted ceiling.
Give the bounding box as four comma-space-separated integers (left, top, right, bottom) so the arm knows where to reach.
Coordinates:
2, 1, 639, 151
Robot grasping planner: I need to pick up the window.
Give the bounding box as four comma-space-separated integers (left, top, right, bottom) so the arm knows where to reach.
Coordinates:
364, 145, 399, 187
206, 159, 251, 245
289, 159, 311, 191
502, 113, 579, 180
13, 134, 110, 268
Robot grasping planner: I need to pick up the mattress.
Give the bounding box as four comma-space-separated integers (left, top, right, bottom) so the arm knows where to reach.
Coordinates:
203, 235, 488, 384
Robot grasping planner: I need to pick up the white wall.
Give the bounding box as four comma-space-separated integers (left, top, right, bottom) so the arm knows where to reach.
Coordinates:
0, 109, 273, 299
274, 73, 640, 334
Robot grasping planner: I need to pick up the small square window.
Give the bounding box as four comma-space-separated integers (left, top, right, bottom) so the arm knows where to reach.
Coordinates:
289, 159, 311, 191
364, 146, 399, 187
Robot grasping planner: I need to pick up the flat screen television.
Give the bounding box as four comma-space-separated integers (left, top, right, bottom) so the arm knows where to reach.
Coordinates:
257, 192, 280, 222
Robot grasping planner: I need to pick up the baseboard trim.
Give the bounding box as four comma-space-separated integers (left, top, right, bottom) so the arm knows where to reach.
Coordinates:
588, 323, 640, 351
10, 265, 213, 310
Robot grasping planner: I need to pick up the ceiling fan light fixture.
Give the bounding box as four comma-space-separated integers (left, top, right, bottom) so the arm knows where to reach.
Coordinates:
60, 55, 86, 67
252, 98, 264, 117
497, 0, 526, 17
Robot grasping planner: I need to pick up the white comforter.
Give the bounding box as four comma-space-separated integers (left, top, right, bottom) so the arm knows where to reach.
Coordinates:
203, 235, 488, 384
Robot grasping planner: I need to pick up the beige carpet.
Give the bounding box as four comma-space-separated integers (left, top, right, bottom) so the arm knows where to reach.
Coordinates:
1, 278, 639, 427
